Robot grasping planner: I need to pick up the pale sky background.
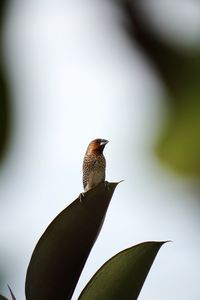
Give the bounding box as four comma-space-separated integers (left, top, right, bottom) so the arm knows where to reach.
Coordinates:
0, 1, 200, 299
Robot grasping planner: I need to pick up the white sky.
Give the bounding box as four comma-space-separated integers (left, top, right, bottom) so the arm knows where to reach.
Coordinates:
0, 1, 200, 299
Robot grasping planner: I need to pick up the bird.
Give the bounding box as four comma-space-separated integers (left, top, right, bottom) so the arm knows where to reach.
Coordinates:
82, 138, 109, 193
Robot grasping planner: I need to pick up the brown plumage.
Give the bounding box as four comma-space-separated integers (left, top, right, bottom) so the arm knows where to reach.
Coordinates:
82, 138, 109, 192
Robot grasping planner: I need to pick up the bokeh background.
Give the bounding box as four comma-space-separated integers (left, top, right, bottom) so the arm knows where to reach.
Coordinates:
1, 1, 200, 299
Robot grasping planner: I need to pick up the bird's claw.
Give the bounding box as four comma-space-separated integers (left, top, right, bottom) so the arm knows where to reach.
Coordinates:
79, 192, 85, 202
104, 181, 110, 190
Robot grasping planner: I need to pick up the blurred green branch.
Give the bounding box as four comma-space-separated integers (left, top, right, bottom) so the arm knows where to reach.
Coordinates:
0, 1, 10, 163
118, 0, 200, 177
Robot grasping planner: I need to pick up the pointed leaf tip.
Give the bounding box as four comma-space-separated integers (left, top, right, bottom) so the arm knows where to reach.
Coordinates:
78, 241, 167, 300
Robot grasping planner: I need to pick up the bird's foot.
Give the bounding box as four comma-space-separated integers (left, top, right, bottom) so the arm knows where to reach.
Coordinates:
104, 181, 110, 190
79, 192, 85, 202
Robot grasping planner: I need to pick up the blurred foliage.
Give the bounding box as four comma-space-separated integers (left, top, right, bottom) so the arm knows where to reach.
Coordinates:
0, 0, 10, 164
0, 71, 10, 164
118, 0, 200, 178
0, 0, 10, 293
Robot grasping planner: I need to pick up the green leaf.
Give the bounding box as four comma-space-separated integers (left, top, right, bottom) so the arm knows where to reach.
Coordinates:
78, 241, 167, 300
25, 182, 119, 300
0, 296, 9, 300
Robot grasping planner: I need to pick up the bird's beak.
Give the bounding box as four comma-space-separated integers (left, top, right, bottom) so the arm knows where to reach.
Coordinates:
100, 139, 109, 146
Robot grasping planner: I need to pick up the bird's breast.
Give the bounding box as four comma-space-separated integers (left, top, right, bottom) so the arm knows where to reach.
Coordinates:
86, 169, 105, 189
83, 155, 106, 192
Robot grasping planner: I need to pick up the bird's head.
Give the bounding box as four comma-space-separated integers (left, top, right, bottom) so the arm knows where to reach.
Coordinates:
86, 138, 109, 155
